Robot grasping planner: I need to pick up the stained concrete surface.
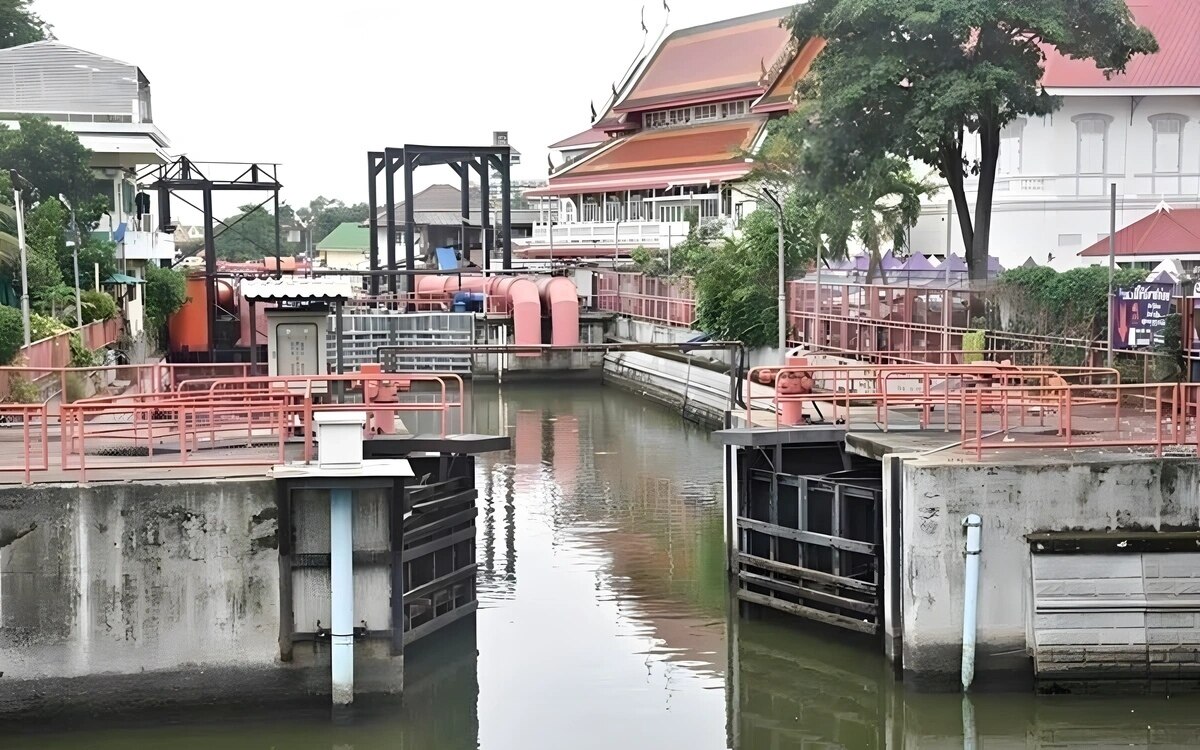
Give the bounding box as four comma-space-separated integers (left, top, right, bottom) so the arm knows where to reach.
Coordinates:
896, 455, 1200, 690
0, 479, 281, 681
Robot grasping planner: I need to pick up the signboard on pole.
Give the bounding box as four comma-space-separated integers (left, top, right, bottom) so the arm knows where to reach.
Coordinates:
1112, 282, 1173, 349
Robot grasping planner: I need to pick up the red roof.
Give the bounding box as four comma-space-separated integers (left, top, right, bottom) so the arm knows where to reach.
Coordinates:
615, 8, 793, 113
1079, 206, 1200, 257
531, 118, 766, 196
1042, 0, 1200, 88
753, 37, 826, 113
550, 127, 611, 150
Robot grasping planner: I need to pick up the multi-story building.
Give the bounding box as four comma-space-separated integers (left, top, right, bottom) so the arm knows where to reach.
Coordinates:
535, 1, 1197, 273
527, 8, 823, 259
908, 0, 1199, 271
0, 40, 176, 333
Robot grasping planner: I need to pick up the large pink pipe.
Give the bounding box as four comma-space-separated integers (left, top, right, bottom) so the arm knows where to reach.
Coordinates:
537, 276, 580, 347
416, 274, 542, 353
491, 276, 542, 356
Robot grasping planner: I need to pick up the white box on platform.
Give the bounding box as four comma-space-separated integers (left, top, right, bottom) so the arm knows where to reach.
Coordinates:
314, 411, 366, 469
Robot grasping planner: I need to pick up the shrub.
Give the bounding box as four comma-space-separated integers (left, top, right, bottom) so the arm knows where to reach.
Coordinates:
79, 290, 118, 324
0, 305, 23, 365
7, 375, 40, 403
69, 333, 98, 368
29, 312, 67, 342
144, 265, 188, 334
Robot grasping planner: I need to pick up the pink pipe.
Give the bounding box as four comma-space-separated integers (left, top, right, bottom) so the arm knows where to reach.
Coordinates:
492, 276, 542, 356
416, 274, 542, 352
537, 276, 580, 347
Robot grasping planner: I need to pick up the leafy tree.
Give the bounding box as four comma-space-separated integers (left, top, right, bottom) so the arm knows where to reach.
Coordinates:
143, 264, 187, 333
296, 196, 370, 247
24, 197, 64, 310
753, 114, 934, 284
0, 118, 100, 212
76, 289, 117, 325
0, 303, 21, 364
790, 0, 1158, 282
215, 204, 281, 262
0, 0, 50, 49
71, 238, 118, 289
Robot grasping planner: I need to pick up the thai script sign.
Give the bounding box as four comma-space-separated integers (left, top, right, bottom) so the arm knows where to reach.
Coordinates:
1113, 283, 1173, 349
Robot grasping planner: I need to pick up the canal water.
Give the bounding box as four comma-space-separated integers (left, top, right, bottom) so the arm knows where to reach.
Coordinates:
4, 384, 1199, 748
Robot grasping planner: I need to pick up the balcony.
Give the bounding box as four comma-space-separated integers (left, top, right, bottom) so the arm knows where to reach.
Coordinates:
530, 220, 692, 250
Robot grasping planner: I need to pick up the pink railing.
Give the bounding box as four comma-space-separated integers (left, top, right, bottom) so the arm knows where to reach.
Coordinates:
16, 318, 122, 370
593, 271, 697, 327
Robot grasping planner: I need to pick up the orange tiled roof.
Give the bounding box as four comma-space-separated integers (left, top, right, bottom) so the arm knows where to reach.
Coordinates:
615, 8, 793, 113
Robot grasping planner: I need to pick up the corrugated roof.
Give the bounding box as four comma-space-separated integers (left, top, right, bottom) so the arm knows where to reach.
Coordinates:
317, 222, 370, 251
616, 8, 793, 113
241, 278, 354, 301
1079, 206, 1200, 257
563, 117, 767, 177
1042, 0, 1200, 89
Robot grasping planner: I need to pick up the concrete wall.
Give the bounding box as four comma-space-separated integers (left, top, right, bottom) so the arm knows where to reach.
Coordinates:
894, 456, 1200, 689
0, 479, 280, 681
603, 351, 734, 428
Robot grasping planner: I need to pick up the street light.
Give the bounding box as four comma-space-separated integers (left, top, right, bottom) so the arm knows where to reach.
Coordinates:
9, 170, 34, 346
60, 193, 84, 329
760, 187, 788, 353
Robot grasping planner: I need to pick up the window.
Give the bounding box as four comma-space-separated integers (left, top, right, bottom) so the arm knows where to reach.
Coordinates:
721, 100, 747, 119
694, 104, 717, 122
1151, 114, 1186, 173
998, 118, 1025, 175
644, 111, 668, 129
1073, 114, 1112, 175
668, 108, 690, 126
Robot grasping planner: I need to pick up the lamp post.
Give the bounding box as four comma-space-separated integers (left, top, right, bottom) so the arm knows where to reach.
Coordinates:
761, 187, 787, 353
9, 170, 34, 346
60, 194, 84, 329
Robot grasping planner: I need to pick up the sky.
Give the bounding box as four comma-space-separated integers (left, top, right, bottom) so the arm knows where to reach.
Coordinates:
34, 0, 791, 213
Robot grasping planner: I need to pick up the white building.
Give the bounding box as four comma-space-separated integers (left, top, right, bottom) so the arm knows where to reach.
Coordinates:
0, 41, 176, 334
910, 0, 1200, 271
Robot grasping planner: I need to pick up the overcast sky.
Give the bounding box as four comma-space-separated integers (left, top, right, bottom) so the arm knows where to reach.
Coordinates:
35, 0, 790, 212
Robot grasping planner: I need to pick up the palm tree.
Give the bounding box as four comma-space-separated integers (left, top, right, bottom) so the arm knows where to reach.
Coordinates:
819, 156, 935, 284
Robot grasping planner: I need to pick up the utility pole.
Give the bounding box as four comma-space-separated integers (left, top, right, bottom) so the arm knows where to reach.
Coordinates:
762, 188, 787, 353
10, 170, 33, 346
1107, 182, 1117, 368
60, 194, 84, 329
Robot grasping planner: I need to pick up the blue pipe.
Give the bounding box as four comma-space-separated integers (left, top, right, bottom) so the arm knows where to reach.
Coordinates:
961, 514, 983, 691
331, 487, 354, 704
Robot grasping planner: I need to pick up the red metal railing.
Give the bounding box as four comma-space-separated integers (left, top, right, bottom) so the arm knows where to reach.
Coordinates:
593, 271, 697, 327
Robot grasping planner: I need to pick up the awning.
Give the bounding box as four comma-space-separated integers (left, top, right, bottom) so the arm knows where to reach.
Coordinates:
77, 133, 169, 169
104, 273, 144, 285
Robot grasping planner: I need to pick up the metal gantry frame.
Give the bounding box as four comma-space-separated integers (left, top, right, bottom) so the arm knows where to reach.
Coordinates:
145, 157, 283, 357
368, 144, 514, 296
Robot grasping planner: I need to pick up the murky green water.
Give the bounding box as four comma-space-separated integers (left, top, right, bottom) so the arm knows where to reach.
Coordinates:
4, 384, 1198, 748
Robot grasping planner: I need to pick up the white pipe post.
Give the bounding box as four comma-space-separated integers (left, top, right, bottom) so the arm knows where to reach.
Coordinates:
330, 486, 355, 705
15, 188, 30, 346
961, 513, 983, 691
1107, 182, 1117, 368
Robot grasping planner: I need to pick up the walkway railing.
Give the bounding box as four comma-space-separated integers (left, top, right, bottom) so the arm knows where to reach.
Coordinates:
594, 271, 697, 327
0, 368, 465, 484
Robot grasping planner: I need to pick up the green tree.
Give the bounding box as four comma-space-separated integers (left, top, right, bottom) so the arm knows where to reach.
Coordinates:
143, 264, 187, 333
0, 0, 50, 49
296, 196, 370, 247
215, 204, 280, 262
790, 0, 1158, 282
0, 117, 100, 211
24, 197, 64, 311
